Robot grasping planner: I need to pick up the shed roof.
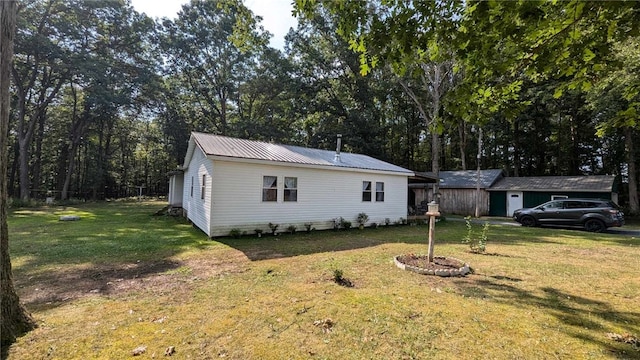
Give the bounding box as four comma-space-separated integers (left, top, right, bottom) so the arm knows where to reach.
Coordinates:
488, 175, 616, 192
418, 169, 504, 189
187, 132, 413, 175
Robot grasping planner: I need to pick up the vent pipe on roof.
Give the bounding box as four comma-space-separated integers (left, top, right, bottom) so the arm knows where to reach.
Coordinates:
334, 134, 342, 162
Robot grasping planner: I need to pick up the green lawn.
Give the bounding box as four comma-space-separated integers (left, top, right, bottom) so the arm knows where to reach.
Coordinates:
6, 201, 640, 359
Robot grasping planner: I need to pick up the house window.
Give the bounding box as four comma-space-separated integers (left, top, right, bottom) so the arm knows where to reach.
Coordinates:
190, 176, 194, 197
376, 182, 384, 202
362, 181, 372, 202
284, 177, 297, 202
262, 176, 277, 202
201, 174, 206, 200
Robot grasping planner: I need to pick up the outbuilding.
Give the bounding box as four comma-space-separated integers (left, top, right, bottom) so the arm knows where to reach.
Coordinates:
170, 132, 414, 237
488, 175, 620, 216
413, 169, 505, 216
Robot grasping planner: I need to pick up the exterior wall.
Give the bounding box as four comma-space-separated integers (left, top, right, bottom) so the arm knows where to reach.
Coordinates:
428, 188, 490, 216
208, 160, 409, 237
168, 174, 184, 207
182, 147, 214, 236
411, 188, 430, 209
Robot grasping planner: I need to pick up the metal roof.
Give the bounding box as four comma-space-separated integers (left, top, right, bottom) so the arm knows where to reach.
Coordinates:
489, 175, 616, 192
426, 169, 505, 189
189, 132, 413, 174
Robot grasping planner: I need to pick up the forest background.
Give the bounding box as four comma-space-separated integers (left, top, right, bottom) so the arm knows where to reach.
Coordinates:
7, 0, 640, 214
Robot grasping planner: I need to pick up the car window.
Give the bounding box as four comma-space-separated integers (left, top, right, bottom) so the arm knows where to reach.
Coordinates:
565, 201, 584, 209
541, 201, 564, 210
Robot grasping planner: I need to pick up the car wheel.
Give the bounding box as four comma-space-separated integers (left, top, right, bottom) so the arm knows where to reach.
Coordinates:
584, 219, 605, 233
520, 216, 536, 227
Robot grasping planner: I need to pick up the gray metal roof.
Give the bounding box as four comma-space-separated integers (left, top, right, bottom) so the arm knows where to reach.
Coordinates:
432, 169, 505, 189
190, 132, 413, 174
489, 175, 616, 192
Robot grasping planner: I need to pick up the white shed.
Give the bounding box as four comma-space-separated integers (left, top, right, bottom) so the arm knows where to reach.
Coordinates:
171, 132, 414, 237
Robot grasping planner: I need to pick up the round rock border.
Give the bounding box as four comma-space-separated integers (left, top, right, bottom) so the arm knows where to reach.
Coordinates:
394, 255, 470, 277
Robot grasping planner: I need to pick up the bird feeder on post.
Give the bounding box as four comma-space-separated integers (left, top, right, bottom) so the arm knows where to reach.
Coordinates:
426, 201, 440, 262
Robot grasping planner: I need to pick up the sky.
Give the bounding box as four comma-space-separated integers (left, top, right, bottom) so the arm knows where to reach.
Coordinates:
130, 0, 298, 50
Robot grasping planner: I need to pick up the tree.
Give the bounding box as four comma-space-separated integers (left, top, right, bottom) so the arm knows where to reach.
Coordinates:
12, 0, 73, 200
160, 0, 267, 136
1, 0, 37, 350
588, 37, 640, 214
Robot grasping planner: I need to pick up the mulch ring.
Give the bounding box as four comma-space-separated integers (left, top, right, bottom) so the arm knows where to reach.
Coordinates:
394, 254, 470, 277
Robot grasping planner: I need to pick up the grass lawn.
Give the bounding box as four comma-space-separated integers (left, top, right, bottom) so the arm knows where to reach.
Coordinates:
5, 201, 640, 359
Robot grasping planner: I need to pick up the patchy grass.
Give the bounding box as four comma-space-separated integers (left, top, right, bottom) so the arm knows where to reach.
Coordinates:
6, 201, 640, 359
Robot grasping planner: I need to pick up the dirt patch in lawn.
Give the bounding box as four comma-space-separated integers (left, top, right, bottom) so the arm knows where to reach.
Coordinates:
15, 252, 250, 309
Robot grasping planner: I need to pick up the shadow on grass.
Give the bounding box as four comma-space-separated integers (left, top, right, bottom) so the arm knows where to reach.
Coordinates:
9, 202, 208, 313
16, 259, 183, 311
455, 277, 640, 358
216, 222, 566, 261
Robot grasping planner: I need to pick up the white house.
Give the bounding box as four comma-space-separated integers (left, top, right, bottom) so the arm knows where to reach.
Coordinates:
169, 132, 414, 237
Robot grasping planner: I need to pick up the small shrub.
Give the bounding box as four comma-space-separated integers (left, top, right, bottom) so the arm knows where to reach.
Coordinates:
287, 224, 297, 234
384, 218, 391, 226
332, 218, 340, 230
333, 269, 344, 283
268, 222, 279, 236
340, 218, 352, 230
332, 268, 354, 287
399, 217, 406, 225
254, 229, 263, 238
304, 222, 312, 233
369, 222, 378, 229
355, 212, 369, 228
462, 216, 489, 253
229, 228, 242, 239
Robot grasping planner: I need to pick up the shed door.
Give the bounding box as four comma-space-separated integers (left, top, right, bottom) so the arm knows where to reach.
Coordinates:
507, 191, 523, 216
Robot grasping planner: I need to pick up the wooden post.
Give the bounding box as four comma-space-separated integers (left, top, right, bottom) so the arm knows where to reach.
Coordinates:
427, 214, 436, 262
426, 201, 440, 263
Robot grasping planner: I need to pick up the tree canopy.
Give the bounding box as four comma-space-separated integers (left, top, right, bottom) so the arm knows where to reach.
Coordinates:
0, 0, 636, 214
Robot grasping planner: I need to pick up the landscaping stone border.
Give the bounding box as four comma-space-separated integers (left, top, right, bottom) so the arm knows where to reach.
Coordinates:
394, 255, 471, 277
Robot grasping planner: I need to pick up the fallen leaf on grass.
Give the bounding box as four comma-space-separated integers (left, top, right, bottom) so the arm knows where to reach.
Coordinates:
132, 345, 147, 356
164, 346, 175, 356
313, 318, 334, 333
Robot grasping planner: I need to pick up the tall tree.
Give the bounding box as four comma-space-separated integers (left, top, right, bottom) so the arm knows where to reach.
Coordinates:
588, 37, 640, 214
1, 0, 36, 350
160, 0, 267, 136
12, 0, 74, 200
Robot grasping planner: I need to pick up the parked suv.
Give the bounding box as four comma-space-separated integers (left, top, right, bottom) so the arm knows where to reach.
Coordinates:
512, 198, 624, 232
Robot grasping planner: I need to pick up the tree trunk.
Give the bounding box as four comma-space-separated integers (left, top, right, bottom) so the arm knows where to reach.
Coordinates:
1, 1, 37, 349
624, 127, 639, 215
458, 120, 467, 170
17, 136, 31, 201
512, 120, 520, 177
31, 111, 46, 197
61, 142, 79, 201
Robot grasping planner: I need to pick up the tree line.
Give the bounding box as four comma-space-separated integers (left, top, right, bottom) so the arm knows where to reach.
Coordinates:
7, 0, 640, 214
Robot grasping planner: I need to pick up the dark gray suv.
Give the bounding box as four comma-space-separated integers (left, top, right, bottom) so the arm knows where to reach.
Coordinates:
513, 198, 624, 232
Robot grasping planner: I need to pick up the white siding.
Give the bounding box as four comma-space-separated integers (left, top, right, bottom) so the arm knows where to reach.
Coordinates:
182, 147, 214, 236
209, 160, 408, 237
168, 174, 184, 207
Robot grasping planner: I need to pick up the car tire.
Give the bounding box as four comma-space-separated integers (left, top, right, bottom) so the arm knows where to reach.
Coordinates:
584, 219, 605, 233
520, 216, 536, 227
